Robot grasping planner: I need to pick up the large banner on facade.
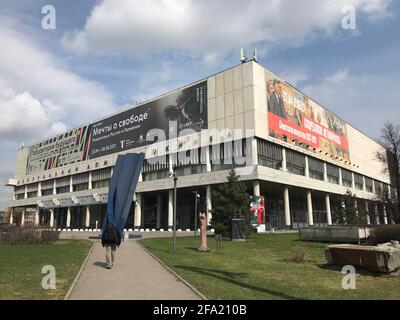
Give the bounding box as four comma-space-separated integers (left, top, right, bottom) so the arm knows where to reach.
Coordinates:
266, 71, 350, 161
25, 81, 207, 174
26, 125, 92, 175
89, 81, 207, 158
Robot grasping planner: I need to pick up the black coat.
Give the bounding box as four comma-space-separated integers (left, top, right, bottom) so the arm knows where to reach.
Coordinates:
101, 223, 122, 247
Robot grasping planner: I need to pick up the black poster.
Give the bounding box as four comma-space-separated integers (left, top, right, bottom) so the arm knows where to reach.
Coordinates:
89, 81, 207, 159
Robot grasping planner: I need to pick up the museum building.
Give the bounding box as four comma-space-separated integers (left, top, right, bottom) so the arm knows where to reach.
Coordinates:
5, 61, 397, 230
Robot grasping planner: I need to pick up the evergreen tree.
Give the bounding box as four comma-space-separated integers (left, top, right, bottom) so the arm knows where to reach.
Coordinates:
211, 169, 254, 237
340, 190, 368, 224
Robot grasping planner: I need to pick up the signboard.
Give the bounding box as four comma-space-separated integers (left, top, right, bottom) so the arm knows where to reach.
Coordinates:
266, 71, 350, 161
25, 81, 207, 174
89, 81, 207, 158
250, 196, 265, 225
26, 125, 92, 175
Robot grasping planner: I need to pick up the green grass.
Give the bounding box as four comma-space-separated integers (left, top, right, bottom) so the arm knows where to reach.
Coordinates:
0, 240, 92, 300
139, 233, 400, 300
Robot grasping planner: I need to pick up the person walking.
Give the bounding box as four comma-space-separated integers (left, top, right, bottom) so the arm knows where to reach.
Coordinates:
101, 222, 121, 269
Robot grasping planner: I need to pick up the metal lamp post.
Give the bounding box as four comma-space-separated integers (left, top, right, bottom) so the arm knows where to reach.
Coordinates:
193, 190, 200, 236
171, 172, 178, 254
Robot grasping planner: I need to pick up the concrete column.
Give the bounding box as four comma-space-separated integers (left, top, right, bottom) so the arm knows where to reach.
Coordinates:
362, 176, 366, 191
323, 163, 328, 182
66, 207, 71, 228
21, 208, 25, 226
38, 182, 42, 197
305, 156, 309, 178
283, 186, 291, 228
24, 185, 28, 199
383, 205, 388, 225
156, 194, 162, 229
134, 193, 142, 229
354, 199, 359, 220
282, 148, 287, 172
206, 185, 212, 226
365, 201, 371, 225
85, 206, 90, 228
372, 180, 376, 194
88, 172, 92, 190
69, 176, 73, 193
338, 168, 343, 186
307, 190, 314, 226
34, 207, 39, 226
205, 146, 211, 172
251, 137, 258, 166
375, 203, 380, 225
341, 200, 347, 224
253, 180, 260, 197
325, 194, 332, 226
168, 190, 173, 229
9, 208, 14, 224
53, 180, 56, 195
49, 209, 54, 228
351, 173, 355, 189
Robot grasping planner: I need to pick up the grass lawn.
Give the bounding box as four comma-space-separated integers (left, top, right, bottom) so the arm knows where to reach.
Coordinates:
0, 240, 92, 300
140, 233, 400, 300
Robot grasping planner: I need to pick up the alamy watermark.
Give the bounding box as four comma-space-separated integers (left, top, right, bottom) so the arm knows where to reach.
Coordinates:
341, 265, 356, 290
41, 5, 56, 30
341, 5, 356, 30
41, 265, 56, 290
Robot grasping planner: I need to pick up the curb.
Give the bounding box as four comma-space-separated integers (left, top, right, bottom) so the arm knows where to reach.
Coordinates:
136, 240, 207, 300
64, 241, 95, 300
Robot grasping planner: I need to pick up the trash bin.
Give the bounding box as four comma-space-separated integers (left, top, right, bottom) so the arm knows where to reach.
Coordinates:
231, 217, 245, 241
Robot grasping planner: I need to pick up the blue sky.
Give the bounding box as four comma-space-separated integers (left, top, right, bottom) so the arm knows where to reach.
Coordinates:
0, 0, 399, 209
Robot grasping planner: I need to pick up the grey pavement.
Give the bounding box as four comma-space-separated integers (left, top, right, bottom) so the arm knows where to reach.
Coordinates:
68, 240, 201, 300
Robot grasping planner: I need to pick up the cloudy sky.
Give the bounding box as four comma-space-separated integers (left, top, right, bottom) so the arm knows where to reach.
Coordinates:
0, 0, 399, 209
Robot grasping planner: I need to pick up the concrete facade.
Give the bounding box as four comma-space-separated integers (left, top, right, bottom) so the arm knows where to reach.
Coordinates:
6, 61, 395, 230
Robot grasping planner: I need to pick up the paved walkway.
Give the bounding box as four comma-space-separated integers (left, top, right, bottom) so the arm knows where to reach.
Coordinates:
68, 240, 201, 300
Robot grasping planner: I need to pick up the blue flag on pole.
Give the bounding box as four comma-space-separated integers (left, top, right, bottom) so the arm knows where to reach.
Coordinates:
102, 153, 145, 234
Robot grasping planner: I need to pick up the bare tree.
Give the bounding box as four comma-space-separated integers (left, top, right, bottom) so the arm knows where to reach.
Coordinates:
376, 122, 400, 223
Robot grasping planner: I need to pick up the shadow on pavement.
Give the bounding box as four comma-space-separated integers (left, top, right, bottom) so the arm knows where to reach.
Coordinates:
94, 261, 108, 269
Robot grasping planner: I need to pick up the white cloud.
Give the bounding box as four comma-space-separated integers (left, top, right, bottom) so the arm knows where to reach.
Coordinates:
62, 0, 392, 59
0, 83, 66, 144
302, 69, 400, 139
279, 69, 309, 86
0, 19, 117, 133
0, 18, 118, 209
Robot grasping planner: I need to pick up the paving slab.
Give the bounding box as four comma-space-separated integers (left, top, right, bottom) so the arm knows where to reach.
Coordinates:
68, 240, 201, 300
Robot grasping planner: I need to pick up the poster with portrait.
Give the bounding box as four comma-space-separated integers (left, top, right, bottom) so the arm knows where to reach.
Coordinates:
266, 71, 350, 161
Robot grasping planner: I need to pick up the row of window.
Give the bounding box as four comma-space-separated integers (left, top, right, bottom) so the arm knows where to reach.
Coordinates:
257, 139, 390, 194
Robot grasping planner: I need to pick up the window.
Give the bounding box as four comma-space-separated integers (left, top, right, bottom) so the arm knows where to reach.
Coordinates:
41, 189, 54, 196
286, 149, 305, 176
92, 179, 110, 189
15, 193, 25, 200
27, 191, 37, 198
72, 173, 89, 191
56, 186, 69, 194
257, 140, 282, 170
73, 183, 88, 192
365, 177, 373, 193
375, 181, 382, 194
341, 169, 352, 187
354, 173, 364, 190
327, 163, 339, 184
308, 157, 324, 181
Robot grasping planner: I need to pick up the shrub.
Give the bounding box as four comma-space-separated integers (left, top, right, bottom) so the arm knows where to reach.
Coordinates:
368, 225, 400, 244
41, 230, 60, 244
0, 225, 59, 245
283, 246, 309, 264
